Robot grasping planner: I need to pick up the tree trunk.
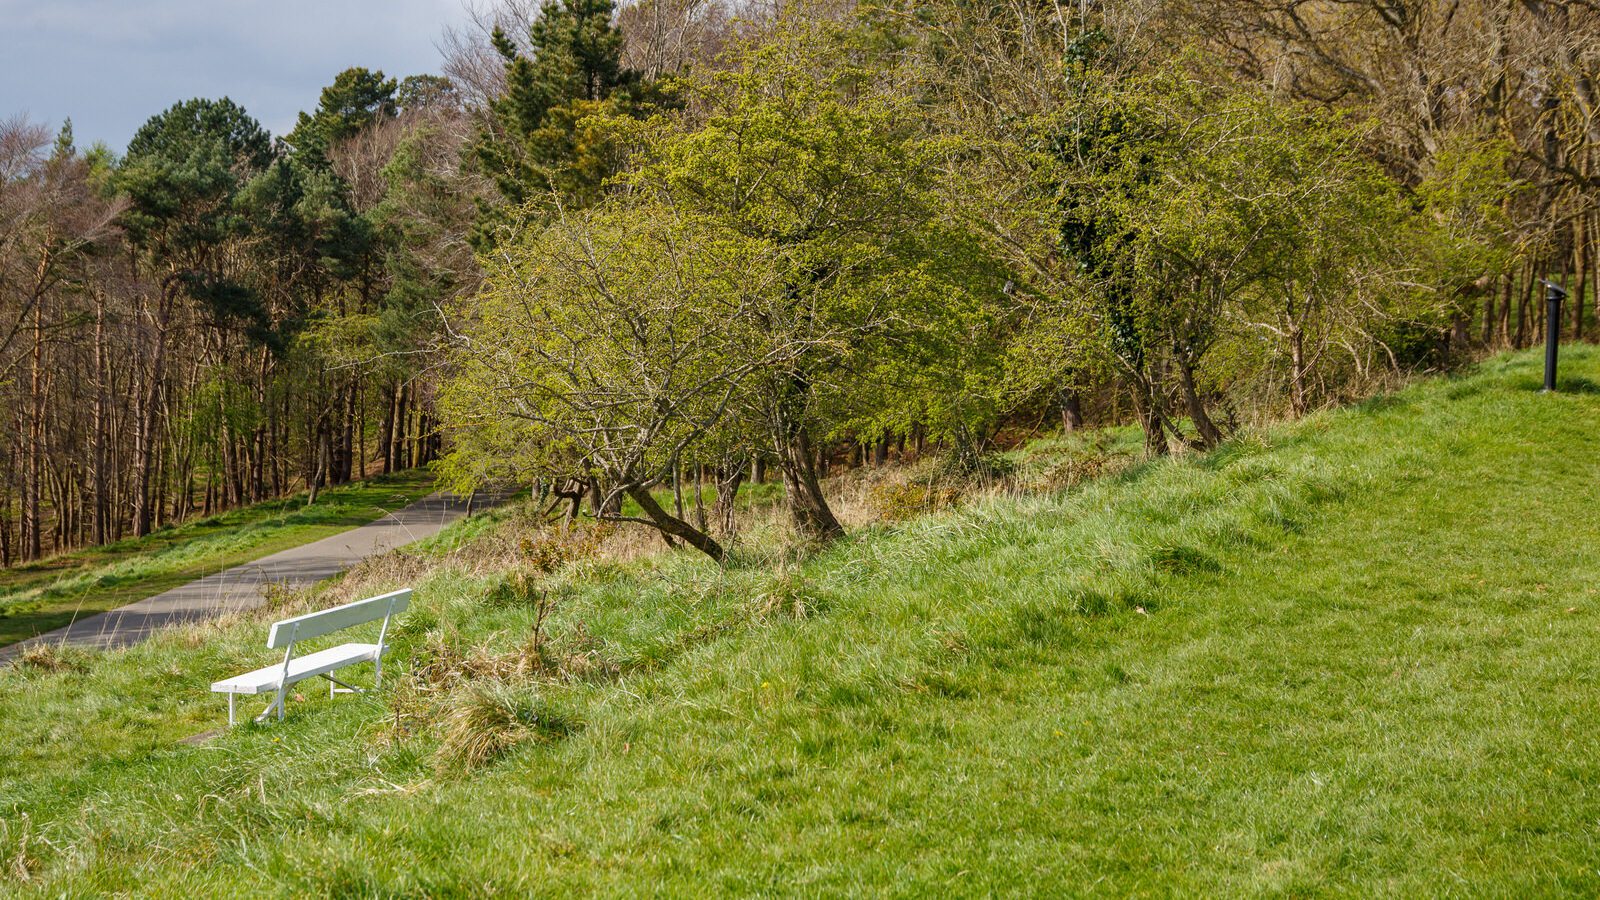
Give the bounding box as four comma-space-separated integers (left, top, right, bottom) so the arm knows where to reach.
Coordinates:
692, 464, 708, 533
1174, 355, 1223, 449
1059, 390, 1084, 432
1574, 218, 1589, 340
132, 287, 173, 537
392, 383, 408, 471
356, 381, 367, 481
24, 290, 45, 560
1497, 273, 1513, 347
712, 460, 745, 539
777, 423, 844, 542
672, 459, 687, 522
0, 493, 11, 567
1514, 262, 1535, 348
1289, 325, 1309, 416
91, 293, 109, 546
308, 422, 329, 505
624, 483, 725, 562
1449, 311, 1470, 353
338, 380, 356, 484
1481, 284, 1496, 347
1129, 372, 1170, 457
379, 382, 396, 474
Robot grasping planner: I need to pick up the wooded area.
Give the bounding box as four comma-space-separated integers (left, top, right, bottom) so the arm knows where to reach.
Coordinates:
1, 0, 1595, 565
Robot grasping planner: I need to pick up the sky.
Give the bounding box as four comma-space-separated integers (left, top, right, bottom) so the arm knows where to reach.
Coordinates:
0, 0, 476, 152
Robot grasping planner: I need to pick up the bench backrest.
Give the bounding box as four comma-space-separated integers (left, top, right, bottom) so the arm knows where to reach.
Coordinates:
267, 588, 411, 649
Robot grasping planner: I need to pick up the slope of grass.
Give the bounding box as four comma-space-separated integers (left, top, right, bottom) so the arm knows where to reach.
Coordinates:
4, 349, 1600, 895
0, 470, 436, 647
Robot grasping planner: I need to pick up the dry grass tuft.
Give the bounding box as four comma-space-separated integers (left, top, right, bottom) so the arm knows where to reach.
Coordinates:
336, 551, 438, 599
433, 679, 577, 773
751, 570, 831, 621
14, 643, 79, 674
867, 482, 963, 522
518, 524, 614, 573
379, 587, 611, 755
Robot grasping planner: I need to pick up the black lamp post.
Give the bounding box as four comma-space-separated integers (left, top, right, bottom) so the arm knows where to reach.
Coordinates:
1544, 280, 1567, 392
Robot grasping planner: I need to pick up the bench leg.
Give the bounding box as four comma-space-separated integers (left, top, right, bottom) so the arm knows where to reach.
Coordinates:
256, 691, 286, 723
320, 673, 363, 695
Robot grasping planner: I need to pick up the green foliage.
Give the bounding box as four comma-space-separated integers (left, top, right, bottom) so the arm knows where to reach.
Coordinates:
118, 98, 273, 266
396, 74, 456, 111
440, 200, 775, 498
1413, 129, 1520, 295
472, 0, 645, 239
286, 67, 398, 165
449, 17, 1015, 544
642, 18, 1010, 481
1018, 62, 1438, 436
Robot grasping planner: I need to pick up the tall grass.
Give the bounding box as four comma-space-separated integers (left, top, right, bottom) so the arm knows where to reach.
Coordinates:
3, 348, 1600, 895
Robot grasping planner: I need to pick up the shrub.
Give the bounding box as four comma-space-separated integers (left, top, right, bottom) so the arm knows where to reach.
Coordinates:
933, 448, 1017, 482
517, 523, 615, 573
1037, 453, 1131, 492
868, 482, 961, 522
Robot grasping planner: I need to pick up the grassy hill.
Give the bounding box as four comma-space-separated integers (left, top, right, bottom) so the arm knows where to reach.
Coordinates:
4, 349, 1600, 895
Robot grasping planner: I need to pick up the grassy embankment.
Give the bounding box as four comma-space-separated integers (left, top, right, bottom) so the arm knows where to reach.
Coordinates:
4, 348, 1600, 895
0, 470, 436, 648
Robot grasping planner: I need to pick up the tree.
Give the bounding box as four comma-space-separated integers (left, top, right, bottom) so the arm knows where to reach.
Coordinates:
0, 119, 122, 558
634, 19, 972, 540
286, 68, 399, 166
472, 0, 643, 236
440, 201, 784, 561
116, 98, 274, 533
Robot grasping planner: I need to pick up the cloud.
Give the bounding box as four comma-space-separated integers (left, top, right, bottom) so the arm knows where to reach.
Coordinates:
0, 0, 473, 149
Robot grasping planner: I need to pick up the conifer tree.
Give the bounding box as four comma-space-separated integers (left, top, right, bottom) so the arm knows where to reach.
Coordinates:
473, 0, 642, 242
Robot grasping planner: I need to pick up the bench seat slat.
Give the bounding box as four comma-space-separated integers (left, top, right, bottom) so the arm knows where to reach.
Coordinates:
210, 643, 380, 695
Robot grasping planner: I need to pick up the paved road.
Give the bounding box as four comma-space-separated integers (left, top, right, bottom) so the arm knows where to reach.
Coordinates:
0, 491, 507, 664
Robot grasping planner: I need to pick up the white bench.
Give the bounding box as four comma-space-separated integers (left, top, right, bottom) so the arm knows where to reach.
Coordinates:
211, 588, 410, 726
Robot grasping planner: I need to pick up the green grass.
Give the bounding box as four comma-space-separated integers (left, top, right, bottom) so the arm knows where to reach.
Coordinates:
0, 470, 437, 648
5, 348, 1600, 895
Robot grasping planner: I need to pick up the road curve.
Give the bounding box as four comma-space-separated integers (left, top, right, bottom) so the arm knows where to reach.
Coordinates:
0, 490, 509, 664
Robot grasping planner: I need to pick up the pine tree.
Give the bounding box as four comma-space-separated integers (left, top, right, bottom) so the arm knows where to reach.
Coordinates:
472, 0, 642, 244
286, 67, 398, 166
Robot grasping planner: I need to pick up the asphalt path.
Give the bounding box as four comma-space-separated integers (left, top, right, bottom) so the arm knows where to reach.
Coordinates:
0, 491, 507, 664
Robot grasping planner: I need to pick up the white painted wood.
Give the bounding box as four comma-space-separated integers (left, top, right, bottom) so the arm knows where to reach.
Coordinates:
210, 643, 381, 695
266, 588, 410, 648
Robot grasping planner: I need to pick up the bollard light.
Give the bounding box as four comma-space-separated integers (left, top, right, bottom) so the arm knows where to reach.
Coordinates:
1544, 280, 1567, 392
